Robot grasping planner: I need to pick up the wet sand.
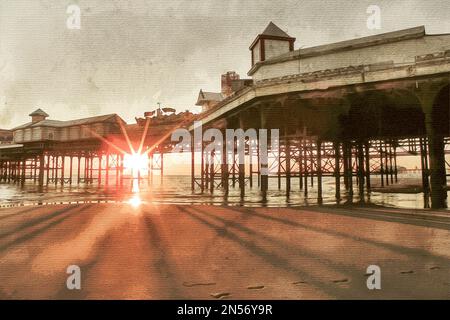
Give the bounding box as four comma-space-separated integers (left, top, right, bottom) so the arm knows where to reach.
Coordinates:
0, 203, 449, 299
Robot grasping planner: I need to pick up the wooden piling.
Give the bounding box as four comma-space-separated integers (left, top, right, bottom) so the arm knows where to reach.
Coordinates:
285, 137, 291, 197
317, 140, 323, 205
69, 156, 73, 185
357, 142, 365, 201
334, 141, 341, 202
364, 142, 371, 192
191, 141, 195, 191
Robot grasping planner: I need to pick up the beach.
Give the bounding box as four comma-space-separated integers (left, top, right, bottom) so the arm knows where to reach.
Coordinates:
0, 203, 449, 299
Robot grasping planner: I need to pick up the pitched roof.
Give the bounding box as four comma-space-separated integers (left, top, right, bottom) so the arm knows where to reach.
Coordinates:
29, 108, 49, 117
261, 21, 291, 38
250, 22, 295, 50
12, 114, 123, 130
195, 90, 224, 106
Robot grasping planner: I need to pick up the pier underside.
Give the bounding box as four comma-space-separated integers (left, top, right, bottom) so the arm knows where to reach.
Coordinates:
1, 76, 450, 209
191, 76, 450, 209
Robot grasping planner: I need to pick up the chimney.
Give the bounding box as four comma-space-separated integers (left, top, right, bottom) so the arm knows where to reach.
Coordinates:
221, 71, 240, 97
29, 108, 49, 123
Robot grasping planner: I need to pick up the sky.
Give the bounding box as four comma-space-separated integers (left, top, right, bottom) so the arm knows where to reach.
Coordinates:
1, 0, 450, 128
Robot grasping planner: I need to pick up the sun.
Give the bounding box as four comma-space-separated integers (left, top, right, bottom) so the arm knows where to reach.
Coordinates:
123, 152, 149, 173
128, 194, 142, 208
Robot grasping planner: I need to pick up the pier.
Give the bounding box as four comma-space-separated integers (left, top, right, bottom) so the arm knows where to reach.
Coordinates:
189, 25, 450, 209
1, 25, 450, 209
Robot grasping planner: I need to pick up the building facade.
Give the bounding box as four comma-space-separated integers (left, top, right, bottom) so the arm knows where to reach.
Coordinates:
12, 109, 125, 144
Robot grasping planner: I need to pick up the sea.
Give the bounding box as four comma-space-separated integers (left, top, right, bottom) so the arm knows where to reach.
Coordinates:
0, 173, 434, 210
